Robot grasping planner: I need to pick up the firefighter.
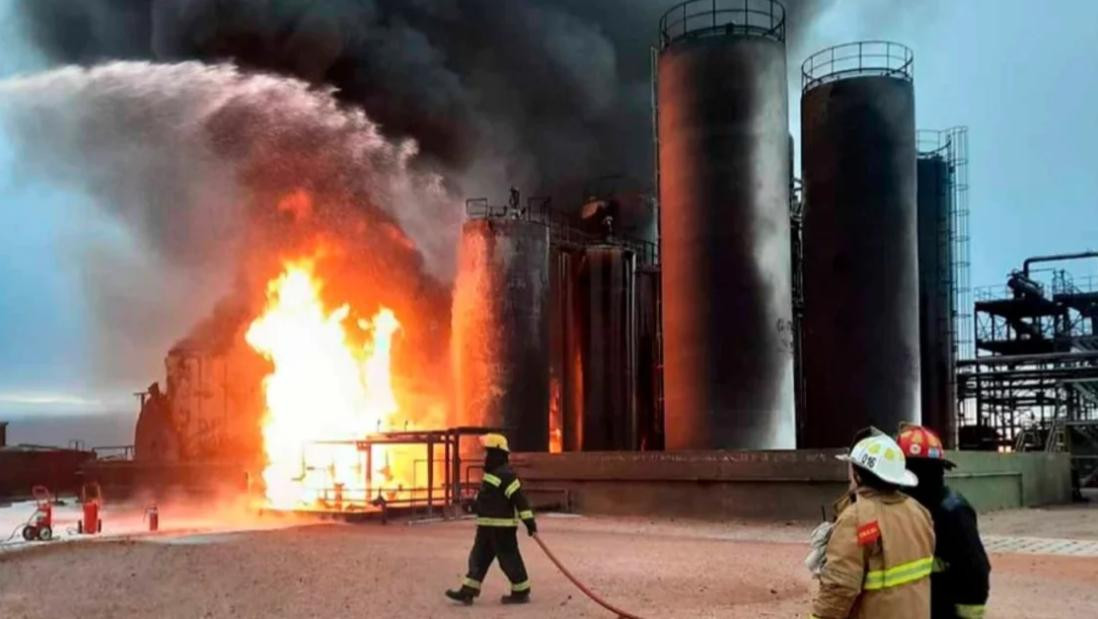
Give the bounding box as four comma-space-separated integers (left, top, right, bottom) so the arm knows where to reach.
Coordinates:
446, 433, 537, 605
898, 425, 991, 619
811, 432, 936, 619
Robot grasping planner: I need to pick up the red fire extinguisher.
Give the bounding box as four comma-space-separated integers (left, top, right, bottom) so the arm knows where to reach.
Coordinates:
145, 504, 159, 532
78, 482, 103, 535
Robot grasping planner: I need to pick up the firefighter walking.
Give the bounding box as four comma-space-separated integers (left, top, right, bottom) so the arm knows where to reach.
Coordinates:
898, 425, 991, 619
811, 432, 936, 619
446, 433, 537, 606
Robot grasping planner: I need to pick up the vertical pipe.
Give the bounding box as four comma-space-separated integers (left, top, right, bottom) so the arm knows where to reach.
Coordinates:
426, 439, 434, 516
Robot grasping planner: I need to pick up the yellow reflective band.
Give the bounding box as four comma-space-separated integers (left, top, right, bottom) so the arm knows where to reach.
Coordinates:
518, 510, 535, 520
504, 479, 522, 498
511, 580, 531, 592
482, 473, 502, 487
462, 577, 481, 590
863, 556, 934, 591
955, 604, 986, 619
476, 517, 518, 527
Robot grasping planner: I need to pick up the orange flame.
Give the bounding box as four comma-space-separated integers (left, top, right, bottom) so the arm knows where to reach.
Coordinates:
245, 258, 403, 509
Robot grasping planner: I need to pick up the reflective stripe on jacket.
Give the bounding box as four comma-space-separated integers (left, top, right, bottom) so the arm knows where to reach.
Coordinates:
812, 487, 936, 619
474, 465, 535, 528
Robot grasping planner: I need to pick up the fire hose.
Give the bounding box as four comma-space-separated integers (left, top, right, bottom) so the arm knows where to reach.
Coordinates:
531, 532, 646, 619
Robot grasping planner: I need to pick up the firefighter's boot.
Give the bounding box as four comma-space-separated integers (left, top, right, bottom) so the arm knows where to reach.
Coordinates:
500, 590, 531, 605
445, 585, 478, 605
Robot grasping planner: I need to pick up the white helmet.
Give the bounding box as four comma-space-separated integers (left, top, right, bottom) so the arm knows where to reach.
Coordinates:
837, 434, 919, 488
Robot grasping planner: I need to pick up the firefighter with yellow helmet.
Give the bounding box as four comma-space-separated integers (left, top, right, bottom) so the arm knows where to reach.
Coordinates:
446, 433, 537, 606
811, 431, 936, 619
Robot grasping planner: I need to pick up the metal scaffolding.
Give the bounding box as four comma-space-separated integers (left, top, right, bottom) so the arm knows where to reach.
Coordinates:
958, 253, 1098, 483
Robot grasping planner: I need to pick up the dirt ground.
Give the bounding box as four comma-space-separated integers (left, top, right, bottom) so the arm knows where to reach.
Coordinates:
1, 509, 1097, 618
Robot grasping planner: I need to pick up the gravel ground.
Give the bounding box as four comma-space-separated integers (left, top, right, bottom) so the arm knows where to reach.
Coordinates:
980, 490, 1098, 540
1, 510, 1096, 618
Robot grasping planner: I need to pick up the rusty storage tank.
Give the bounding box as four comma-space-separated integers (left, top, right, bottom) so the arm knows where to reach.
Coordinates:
575, 245, 638, 450
800, 42, 920, 447
916, 141, 956, 445
549, 244, 583, 452
657, 0, 794, 449
452, 203, 550, 452
634, 261, 664, 451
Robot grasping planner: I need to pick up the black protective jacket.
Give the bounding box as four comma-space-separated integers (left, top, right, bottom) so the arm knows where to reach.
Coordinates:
474, 463, 535, 528
927, 487, 991, 618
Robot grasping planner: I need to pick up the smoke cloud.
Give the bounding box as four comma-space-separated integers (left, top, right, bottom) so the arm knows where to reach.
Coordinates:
3, 0, 836, 391
14, 0, 833, 198
0, 62, 455, 387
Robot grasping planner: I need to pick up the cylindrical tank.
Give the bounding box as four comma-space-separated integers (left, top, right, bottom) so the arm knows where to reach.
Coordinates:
800, 41, 920, 447
576, 245, 637, 450
657, 0, 794, 449
549, 245, 583, 452
635, 265, 663, 451
916, 149, 956, 446
452, 218, 550, 452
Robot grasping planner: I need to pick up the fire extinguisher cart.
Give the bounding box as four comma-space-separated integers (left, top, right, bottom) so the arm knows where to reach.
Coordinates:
21, 485, 54, 541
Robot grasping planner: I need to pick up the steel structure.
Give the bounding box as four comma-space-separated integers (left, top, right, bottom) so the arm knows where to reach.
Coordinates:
464, 196, 663, 454
799, 41, 919, 448
958, 255, 1098, 482
302, 427, 501, 519
657, 0, 795, 449
916, 127, 971, 447
790, 177, 806, 442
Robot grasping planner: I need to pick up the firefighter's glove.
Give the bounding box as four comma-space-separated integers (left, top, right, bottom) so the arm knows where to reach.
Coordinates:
524, 519, 537, 537
804, 520, 834, 577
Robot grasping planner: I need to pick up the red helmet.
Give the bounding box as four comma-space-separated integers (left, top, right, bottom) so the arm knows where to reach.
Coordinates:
897, 425, 955, 469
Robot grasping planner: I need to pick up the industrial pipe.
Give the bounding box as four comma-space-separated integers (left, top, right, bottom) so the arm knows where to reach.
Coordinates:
1023, 251, 1098, 277
957, 350, 1098, 367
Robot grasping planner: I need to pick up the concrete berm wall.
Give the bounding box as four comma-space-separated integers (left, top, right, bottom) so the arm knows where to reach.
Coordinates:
513, 450, 1071, 521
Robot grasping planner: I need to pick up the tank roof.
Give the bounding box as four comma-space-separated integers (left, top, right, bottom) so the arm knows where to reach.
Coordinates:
802, 41, 913, 93
659, 0, 785, 49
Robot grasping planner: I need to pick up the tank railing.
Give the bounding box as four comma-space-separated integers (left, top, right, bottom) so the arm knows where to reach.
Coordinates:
466, 196, 659, 266
802, 41, 913, 92
659, 0, 785, 48
465, 196, 552, 223
917, 129, 953, 157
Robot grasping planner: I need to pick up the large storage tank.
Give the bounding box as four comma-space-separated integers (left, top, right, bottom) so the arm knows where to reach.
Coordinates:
452, 212, 550, 452
916, 143, 956, 445
800, 42, 920, 447
657, 0, 794, 449
549, 244, 583, 452
576, 245, 638, 450
634, 263, 663, 451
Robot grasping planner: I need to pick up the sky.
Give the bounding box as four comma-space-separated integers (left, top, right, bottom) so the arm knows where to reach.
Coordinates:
0, 0, 1096, 440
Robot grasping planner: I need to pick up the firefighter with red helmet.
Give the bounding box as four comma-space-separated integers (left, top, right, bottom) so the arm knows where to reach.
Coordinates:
446, 433, 536, 606
898, 425, 991, 619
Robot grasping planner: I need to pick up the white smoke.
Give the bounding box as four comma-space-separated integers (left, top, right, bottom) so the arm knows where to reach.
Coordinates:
0, 61, 462, 384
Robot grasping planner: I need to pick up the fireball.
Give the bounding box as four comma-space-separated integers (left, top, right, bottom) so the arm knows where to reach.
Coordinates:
245, 257, 402, 509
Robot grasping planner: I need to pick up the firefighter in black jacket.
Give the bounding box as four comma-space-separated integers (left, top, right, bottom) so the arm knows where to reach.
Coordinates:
898, 425, 991, 619
446, 433, 537, 605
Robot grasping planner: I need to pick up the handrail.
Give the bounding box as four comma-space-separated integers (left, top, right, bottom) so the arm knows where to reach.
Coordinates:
659, 0, 785, 48
802, 41, 913, 93
465, 196, 660, 267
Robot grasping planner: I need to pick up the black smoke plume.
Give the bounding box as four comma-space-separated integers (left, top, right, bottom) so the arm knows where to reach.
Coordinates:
16, 0, 831, 201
